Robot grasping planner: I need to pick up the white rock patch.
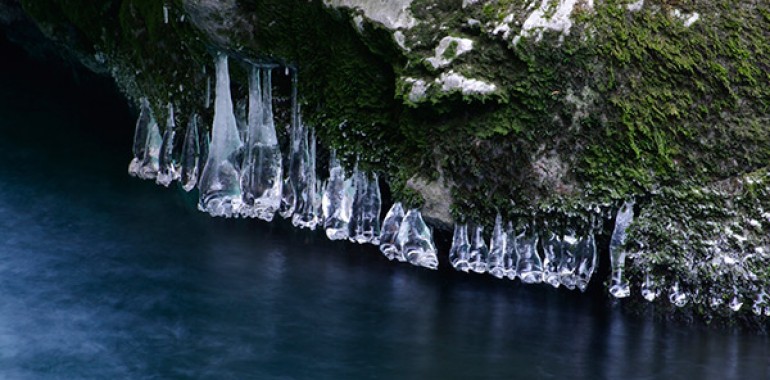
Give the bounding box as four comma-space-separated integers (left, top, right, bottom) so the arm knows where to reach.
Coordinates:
627, 0, 644, 12
404, 78, 429, 102
425, 36, 474, 69
671, 9, 700, 28
437, 71, 496, 95
513, 0, 594, 45
324, 0, 416, 30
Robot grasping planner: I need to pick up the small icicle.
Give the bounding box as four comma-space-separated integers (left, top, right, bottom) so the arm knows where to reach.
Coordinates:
379, 203, 405, 260
669, 281, 688, 307
204, 76, 211, 109
138, 116, 162, 180
468, 225, 489, 274
157, 103, 179, 187
292, 128, 318, 229
240, 66, 283, 221
558, 230, 578, 290
503, 222, 517, 280
279, 72, 302, 219
448, 223, 470, 272
179, 114, 202, 192
348, 163, 367, 243
129, 98, 152, 176
609, 200, 635, 298
640, 272, 658, 301
515, 225, 543, 284
395, 209, 438, 270
323, 150, 352, 240
361, 173, 382, 244
575, 233, 597, 292
728, 288, 743, 312
198, 53, 243, 217
486, 214, 506, 279
163, 4, 169, 24
542, 230, 562, 288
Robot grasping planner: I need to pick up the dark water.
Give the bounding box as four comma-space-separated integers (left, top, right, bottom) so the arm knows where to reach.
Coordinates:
0, 36, 768, 380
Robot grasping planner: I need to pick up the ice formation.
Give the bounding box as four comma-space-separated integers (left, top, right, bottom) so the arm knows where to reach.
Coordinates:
486, 215, 507, 279
323, 150, 352, 240
503, 222, 517, 280
279, 73, 302, 219
609, 200, 635, 298
640, 273, 658, 302
669, 281, 688, 307
240, 66, 283, 221
558, 230, 578, 290
395, 209, 438, 270
449, 223, 470, 272
128, 98, 152, 177
292, 127, 319, 229
542, 230, 563, 288
179, 114, 202, 192
348, 164, 367, 242
468, 225, 489, 273
198, 54, 244, 217
138, 116, 162, 180
515, 226, 543, 284
574, 233, 597, 292
379, 202, 405, 260
156, 103, 179, 187
361, 174, 382, 244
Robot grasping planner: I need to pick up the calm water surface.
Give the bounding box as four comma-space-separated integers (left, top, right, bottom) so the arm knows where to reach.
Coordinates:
0, 36, 767, 380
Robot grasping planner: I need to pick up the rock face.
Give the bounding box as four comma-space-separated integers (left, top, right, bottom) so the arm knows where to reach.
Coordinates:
14, 0, 770, 322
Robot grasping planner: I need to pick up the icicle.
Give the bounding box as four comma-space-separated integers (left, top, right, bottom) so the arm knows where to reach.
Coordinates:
157, 103, 179, 187
180, 114, 202, 192
128, 98, 152, 176
575, 233, 597, 292
163, 4, 169, 24
138, 117, 162, 180
515, 225, 543, 284
558, 230, 578, 290
323, 150, 352, 240
198, 54, 243, 217
396, 209, 438, 270
669, 281, 688, 307
292, 128, 318, 229
279, 71, 302, 218
468, 225, 489, 274
486, 215, 506, 279
728, 288, 743, 312
379, 203, 405, 260
542, 231, 562, 288
609, 200, 635, 298
503, 222, 517, 280
640, 272, 658, 301
235, 98, 248, 145
204, 76, 211, 109
240, 66, 283, 221
362, 173, 382, 244
448, 223, 470, 272
348, 164, 367, 242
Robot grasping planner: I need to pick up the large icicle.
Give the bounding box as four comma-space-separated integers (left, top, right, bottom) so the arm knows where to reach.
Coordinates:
279, 71, 302, 219
179, 114, 202, 192
516, 225, 543, 284
348, 164, 367, 242
448, 223, 470, 272
323, 150, 352, 240
396, 209, 438, 270
468, 225, 489, 273
486, 214, 507, 279
157, 103, 179, 187
542, 230, 562, 288
609, 200, 635, 298
558, 229, 578, 290
198, 54, 243, 217
240, 66, 283, 221
292, 128, 319, 229
574, 233, 597, 292
138, 116, 162, 180
128, 98, 152, 176
379, 202, 405, 260
503, 222, 517, 279
361, 173, 382, 244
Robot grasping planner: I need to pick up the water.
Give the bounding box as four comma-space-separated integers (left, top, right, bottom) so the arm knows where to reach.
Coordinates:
0, 36, 769, 380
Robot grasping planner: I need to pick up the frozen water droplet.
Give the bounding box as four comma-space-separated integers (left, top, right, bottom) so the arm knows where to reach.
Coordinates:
448, 223, 470, 272
609, 200, 634, 298
468, 225, 489, 274
379, 203, 405, 260
198, 54, 244, 217
486, 214, 507, 279
395, 209, 438, 270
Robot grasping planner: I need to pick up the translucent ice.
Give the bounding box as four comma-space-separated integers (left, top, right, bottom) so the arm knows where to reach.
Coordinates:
240, 66, 283, 221
574, 233, 597, 292
669, 281, 688, 307
396, 209, 438, 270
138, 117, 162, 180
323, 151, 352, 240
486, 215, 507, 279
292, 127, 319, 229
515, 226, 543, 284
448, 223, 470, 272
503, 222, 517, 280
728, 289, 743, 312
542, 231, 563, 288
752, 291, 767, 316
361, 173, 382, 244
279, 73, 302, 219
558, 230, 578, 290
348, 164, 367, 242
198, 54, 244, 217
640, 273, 658, 301
379, 202, 405, 260
128, 98, 152, 176
609, 200, 635, 298
468, 225, 489, 274
157, 103, 179, 187
180, 114, 202, 192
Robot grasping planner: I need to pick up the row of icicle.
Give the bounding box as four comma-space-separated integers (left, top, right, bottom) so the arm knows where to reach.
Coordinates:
128, 53, 438, 270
